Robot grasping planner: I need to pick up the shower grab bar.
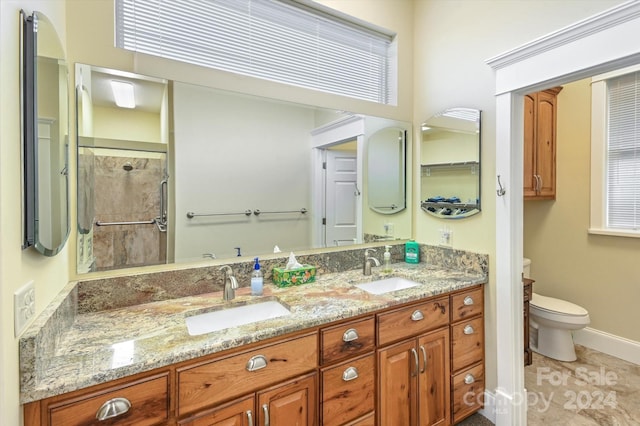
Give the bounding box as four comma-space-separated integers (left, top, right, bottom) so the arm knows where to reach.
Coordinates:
96, 219, 156, 226
187, 210, 252, 219
253, 208, 307, 215
155, 177, 169, 232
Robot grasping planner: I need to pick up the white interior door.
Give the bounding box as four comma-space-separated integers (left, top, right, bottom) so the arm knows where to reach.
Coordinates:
325, 150, 358, 246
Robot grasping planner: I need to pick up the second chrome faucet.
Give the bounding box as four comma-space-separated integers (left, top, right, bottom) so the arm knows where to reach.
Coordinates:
220, 265, 238, 301
363, 248, 380, 276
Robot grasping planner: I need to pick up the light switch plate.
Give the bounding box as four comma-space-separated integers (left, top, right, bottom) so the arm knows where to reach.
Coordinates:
14, 280, 35, 337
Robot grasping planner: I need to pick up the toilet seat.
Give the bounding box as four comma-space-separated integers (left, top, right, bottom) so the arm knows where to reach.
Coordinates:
531, 293, 588, 317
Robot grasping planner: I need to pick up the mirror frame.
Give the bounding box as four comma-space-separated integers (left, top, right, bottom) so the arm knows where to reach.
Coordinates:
420, 108, 481, 219
20, 10, 71, 255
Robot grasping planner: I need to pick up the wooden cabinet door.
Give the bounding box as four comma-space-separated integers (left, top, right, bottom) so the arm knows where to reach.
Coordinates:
417, 329, 450, 426
257, 373, 317, 426
523, 92, 537, 198
179, 395, 255, 426
535, 90, 557, 198
377, 339, 416, 426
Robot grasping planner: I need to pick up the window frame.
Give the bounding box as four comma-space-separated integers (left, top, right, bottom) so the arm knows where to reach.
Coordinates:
590, 63, 640, 238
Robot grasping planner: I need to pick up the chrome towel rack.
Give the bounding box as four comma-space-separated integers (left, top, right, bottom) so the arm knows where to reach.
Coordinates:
253, 208, 307, 216
186, 210, 252, 219
96, 219, 156, 226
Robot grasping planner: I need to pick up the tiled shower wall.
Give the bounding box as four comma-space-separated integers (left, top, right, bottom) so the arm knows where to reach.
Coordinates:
91, 151, 167, 270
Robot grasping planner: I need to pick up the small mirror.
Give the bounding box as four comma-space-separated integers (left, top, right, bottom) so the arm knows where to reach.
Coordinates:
420, 108, 481, 219
21, 10, 70, 255
367, 127, 406, 214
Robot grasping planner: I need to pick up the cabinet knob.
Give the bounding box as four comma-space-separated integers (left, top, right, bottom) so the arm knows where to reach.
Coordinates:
342, 366, 359, 381
464, 374, 476, 385
411, 310, 424, 321
463, 296, 474, 306
463, 325, 475, 335
342, 328, 359, 342
95, 397, 131, 421
420, 345, 427, 374
411, 348, 419, 377
246, 410, 254, 426
246, 355, 268, 372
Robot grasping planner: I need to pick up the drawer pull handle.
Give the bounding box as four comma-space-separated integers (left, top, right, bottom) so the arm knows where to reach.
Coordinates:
343, 328, 359, 342
95, 397, 131, 421
343, 366, 359, 381
246, 410, 254, 426
246, 355, 268, 372
411, 348, 419, 377
420, 345, 427, 374
463, 296, 474, 306
411, 310, 424, 321
464, 374, 476, 385
263, 403, 270, 426
463, 325, 475, 335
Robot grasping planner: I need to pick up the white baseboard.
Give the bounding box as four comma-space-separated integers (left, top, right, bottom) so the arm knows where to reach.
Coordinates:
479, 390, 497, 423
573, 327, 640, 365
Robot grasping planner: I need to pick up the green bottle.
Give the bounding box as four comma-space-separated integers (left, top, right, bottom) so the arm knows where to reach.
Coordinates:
405, 240, 420, 264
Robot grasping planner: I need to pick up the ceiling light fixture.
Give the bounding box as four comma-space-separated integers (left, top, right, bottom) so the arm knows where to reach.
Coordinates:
110, 80, 135, 108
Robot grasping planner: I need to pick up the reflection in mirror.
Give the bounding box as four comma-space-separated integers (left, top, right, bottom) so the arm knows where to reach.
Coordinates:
420, 108, 481, 219
21, 10, 70, 256
368, 127, 406, 215
76, 64, 412, 274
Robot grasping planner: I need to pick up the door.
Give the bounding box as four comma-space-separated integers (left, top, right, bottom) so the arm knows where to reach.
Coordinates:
325, 149, 358, 247
179, 395, 255, 426
535, 90, 557, 198
378, 339, 416, 425
417, 329, 450, 426
257, 373, 317, 426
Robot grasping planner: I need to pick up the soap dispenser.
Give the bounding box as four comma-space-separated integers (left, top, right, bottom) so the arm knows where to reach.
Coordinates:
383, 245, 392, 273
251, 257, 263, 296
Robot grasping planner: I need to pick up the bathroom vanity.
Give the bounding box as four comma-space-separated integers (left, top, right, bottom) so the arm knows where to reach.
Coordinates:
20, 247, 487, 425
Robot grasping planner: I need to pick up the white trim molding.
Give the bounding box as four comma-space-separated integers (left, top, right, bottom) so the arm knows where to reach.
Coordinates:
487, 2, 640, 425
574, 327, 640, 365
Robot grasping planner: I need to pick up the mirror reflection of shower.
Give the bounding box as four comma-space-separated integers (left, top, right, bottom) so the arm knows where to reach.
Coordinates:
75, 63, 170, 272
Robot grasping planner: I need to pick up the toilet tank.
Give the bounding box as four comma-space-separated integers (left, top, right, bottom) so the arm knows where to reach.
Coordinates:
523, 258, 531, 278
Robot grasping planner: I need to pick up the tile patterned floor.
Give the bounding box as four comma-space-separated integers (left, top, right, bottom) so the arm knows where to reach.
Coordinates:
525, 345, 640, 425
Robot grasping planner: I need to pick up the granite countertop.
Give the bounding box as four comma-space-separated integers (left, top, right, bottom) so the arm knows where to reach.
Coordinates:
20, 262, 486, 404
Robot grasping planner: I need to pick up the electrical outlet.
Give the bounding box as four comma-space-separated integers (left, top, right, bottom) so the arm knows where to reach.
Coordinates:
14, 280, 35, 337
439, 227, 453, 246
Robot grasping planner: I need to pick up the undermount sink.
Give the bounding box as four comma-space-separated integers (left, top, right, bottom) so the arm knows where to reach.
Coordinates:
186, 300, 291, 336
355, 277, 420, 295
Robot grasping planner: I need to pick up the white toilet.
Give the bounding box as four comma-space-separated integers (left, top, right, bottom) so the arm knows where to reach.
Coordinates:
524, 258, 590, 362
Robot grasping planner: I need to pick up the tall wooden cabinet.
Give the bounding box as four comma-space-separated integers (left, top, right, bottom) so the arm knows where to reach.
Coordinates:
523, 87, 562, 200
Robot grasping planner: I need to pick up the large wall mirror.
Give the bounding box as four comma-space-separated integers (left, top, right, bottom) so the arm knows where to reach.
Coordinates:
20, 10, 70, 256
75, 64, 411, 274
420, 108, 481, 219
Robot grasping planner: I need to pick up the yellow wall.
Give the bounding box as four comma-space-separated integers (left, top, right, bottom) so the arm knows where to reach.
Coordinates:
0, 1, 69, 425
524, 78, 640, 341
0, 0, 629, 424
92, 105, 161, 142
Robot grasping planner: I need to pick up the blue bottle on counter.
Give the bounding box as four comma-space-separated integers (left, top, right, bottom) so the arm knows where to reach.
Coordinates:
251, 257, 263, 296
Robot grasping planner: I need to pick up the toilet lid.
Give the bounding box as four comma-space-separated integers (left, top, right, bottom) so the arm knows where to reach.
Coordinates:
531, 293, 588, 316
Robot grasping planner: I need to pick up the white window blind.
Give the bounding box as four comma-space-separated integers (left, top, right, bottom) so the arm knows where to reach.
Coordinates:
115, 0, 396, 104
607, 71, 640, 230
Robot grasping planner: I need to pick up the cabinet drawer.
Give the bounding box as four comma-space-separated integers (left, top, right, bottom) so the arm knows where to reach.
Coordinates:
178, 333, 317, 416
377, 297, 449, 346
321, 317, 375, 365
321, 353, 375, 426
450, 286, 483, 322
48, 373, 168, 426
451, 316, 484, 372
451, 362, 484, 423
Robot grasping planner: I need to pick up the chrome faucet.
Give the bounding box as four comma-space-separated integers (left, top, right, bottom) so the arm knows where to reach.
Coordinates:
220, 265, 238, 301
363, 248, 380, 276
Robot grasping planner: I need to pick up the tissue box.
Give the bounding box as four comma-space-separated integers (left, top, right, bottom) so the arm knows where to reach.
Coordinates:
272, 265, 316, 287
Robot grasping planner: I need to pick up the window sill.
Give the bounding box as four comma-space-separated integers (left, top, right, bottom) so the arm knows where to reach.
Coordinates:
588, 228, 640, 238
